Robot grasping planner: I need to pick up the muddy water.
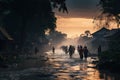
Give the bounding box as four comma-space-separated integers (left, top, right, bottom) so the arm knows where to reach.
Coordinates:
0, 49, 120, 80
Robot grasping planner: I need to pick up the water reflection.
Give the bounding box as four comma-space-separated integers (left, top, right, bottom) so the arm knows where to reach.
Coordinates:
48, 51, 120, 80
98, 71, 120, 80
0, 50, 120, 80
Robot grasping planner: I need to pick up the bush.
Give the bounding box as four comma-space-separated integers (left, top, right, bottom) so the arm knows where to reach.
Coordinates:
98, 51, 120, 72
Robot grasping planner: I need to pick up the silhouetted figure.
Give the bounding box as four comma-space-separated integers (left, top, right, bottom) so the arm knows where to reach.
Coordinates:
98, 45, 101, 55
83, 46, 88, 60
52, 46, 55, 54
68, 45, 75, 58
78, 45, 83, 60
64, 46, 68, 54
35, 47, 39, 54
72, 46, 75, 54
61, 46, 68, 54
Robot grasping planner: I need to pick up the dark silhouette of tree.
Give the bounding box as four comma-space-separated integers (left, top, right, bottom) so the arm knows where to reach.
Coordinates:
51, 0, 68, 13
80, 30, 92, 38
0, 0, 57, 52
94, 0, 120, 28
95, 0, 120, 69
78, 30, 92, 46
47, 31, 67, 46
85, 30, 91, 37
80, 34, 85, 37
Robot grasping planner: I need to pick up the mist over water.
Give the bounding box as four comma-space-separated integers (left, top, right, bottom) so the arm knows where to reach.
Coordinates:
55, 37, 96, 54
56, 38, 78, 48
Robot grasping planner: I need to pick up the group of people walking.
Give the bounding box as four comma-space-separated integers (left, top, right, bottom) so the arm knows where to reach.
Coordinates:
60, 45, 89, 60
77, 45, 89, 60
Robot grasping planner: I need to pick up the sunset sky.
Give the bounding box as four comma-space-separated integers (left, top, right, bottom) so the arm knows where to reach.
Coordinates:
55, 0, 100, 38
56, 17, 96, 38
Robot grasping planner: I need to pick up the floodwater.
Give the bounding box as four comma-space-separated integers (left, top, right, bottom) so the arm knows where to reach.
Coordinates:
0, 49, 120, 80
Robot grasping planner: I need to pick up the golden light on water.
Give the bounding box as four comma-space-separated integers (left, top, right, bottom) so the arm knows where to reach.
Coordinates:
56, 16, 97, 38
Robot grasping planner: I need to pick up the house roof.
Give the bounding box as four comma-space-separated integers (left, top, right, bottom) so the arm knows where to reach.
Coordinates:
105, 29, 120, 39
104, 28, 119, 37
92, 27, 110, 37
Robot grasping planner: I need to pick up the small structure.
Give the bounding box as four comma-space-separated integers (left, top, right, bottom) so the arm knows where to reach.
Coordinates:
89, 27, 110, 53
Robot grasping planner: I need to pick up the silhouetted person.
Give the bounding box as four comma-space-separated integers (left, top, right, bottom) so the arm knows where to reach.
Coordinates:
83, 46, 88, 60
52, 46, 55, 54
78, 45, 83, 60
61, 46, 68, 54
68, 45, 74, 58
35, 47, 39, 54
64, 46, 68, 54
98, 45, 101, 55
72, 46, 75, 54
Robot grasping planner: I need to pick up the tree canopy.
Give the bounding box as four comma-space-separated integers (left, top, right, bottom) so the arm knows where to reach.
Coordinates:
94, 0, 120, 28
0, 0, 57, 51
50, 0, 68, 13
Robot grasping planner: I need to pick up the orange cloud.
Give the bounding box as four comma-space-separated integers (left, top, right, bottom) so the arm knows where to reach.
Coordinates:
56, 16, 97, 38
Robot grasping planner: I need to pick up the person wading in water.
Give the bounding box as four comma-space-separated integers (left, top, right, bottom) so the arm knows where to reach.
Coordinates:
52, 46, 55, 54
78, 45, 83, 60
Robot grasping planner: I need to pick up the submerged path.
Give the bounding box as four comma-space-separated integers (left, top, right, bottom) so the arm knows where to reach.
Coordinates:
0, 49, 114, 80
45, 49, 99, 80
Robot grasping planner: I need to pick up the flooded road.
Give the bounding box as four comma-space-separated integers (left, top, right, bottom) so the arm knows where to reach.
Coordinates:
0, 49, 120, 80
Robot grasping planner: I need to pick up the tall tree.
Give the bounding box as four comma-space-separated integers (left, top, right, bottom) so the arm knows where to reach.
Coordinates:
85, 30, 91, 37
47, 30, 67, 46
94, 0, 120, 28
0, 0, 57, 51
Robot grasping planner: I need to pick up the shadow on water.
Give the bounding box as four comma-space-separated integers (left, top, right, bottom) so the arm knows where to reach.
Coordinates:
0, 49, 120, 80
